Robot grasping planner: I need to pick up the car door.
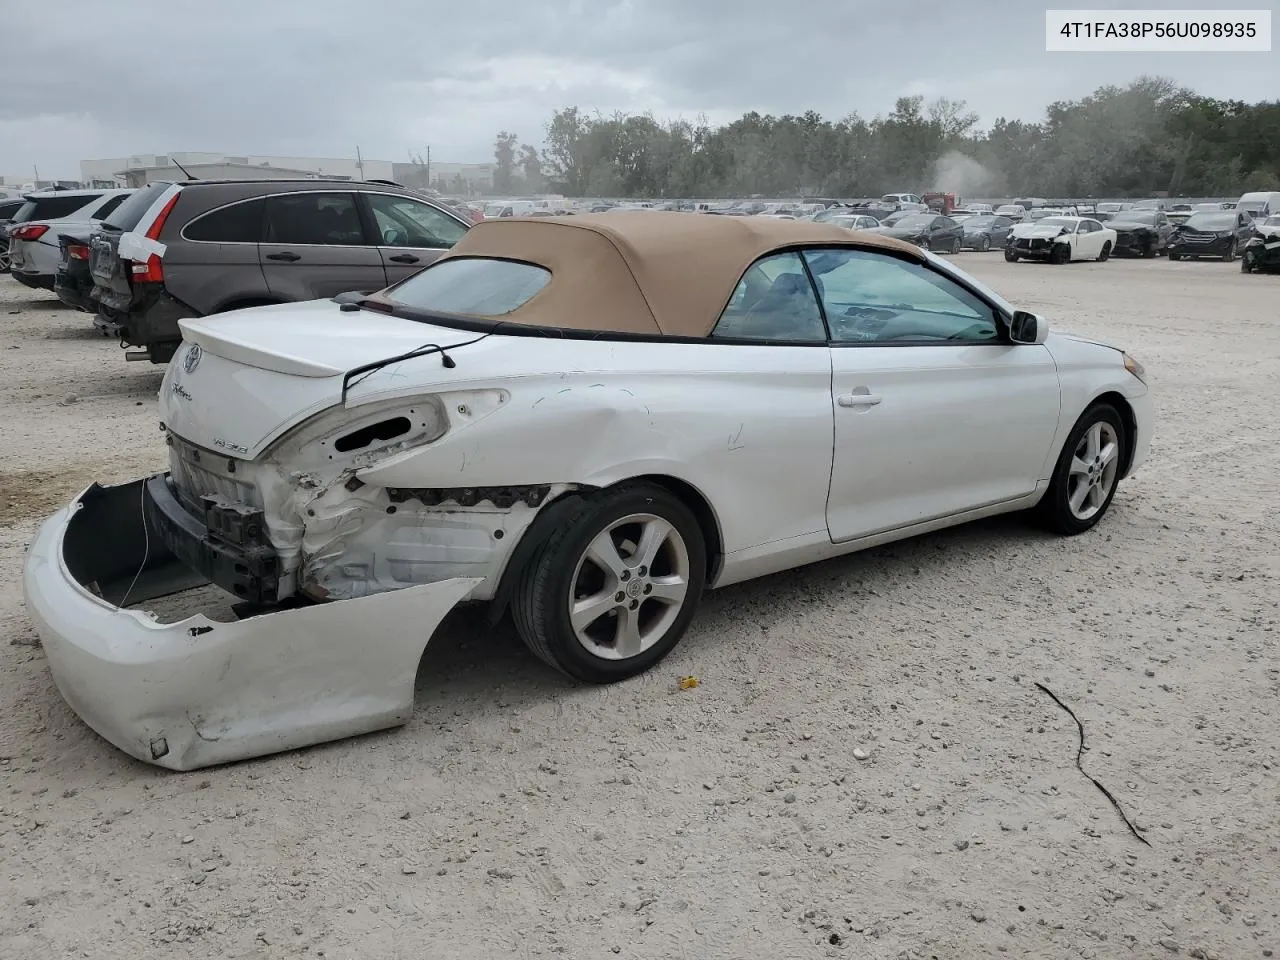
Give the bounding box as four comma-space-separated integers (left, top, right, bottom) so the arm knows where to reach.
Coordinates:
938, 216, 960, 247
361, 192, 470, 285
803, 246, 1061, 542
1086, 219, 1109, 258
993, 216, 1012, 244
702, 250, 837, 554
259, 190, 385, 301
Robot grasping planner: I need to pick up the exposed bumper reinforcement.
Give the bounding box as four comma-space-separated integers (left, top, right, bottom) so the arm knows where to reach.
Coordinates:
23, 477, 481, 771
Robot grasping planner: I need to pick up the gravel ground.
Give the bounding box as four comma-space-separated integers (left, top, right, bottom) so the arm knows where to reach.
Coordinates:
1, 256, 1277, 960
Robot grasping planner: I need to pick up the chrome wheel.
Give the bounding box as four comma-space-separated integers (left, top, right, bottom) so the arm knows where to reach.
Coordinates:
568, 513, 691, 660
1067, 421, 1120, 521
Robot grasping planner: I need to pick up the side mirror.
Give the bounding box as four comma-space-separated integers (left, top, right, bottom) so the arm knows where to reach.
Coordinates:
1009, 310, 1048, 345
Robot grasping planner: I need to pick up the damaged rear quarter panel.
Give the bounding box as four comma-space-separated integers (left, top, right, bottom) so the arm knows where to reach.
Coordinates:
351, 339, 836, 559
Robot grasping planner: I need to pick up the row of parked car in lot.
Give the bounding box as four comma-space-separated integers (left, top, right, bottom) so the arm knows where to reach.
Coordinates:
2, 181, 1278, 369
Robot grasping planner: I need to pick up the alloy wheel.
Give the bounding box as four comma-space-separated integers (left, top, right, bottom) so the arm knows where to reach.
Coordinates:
567, 513, 691, 660
1066, 422, 1120, 521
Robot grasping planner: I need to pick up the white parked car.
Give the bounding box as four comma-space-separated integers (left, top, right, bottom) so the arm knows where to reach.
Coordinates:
5, 188, 134, 290
24, 212, 1152, 770
1006, 216, 1118, 263
483, 200, 536, 219
827, 214, 882, 231
994, 204, 1026, 221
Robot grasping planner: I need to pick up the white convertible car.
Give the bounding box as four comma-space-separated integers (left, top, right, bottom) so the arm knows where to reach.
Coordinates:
1006, 216, 1118, 264
24, 213, 1152, 770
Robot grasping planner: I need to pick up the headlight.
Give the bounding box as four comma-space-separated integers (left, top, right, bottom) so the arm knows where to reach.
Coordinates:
1123, 353, 1147, 384
1218, 231, 1234, 238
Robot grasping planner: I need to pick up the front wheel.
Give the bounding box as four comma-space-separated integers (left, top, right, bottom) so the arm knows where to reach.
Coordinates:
919, 237, 931, 251
512, 483, 707, 683
980, 235, 991, 252
1050, 243, 1069, 264
1168, 251, 1181, 261
1037, 403, 1127, 535
1004, 247, 1019, 262
1241, 255, 1253, 273
1223, 241, 1236, 263
1096, 241, 1111, 262
950, 236, 961, 254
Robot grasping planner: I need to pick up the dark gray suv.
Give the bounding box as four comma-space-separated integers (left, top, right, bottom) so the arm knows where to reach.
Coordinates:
88, 179, 471, 362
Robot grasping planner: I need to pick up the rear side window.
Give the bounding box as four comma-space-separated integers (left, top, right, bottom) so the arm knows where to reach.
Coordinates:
104, 182, 173, 230
91, 194, 128, 220
183, 198, 265, 243
263, 192, 363, 245
0, 199, 24, 219
386, 257, 549, 316
18, 194, 99, 221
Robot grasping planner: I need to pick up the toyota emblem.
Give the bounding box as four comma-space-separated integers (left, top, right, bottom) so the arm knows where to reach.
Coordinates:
183, 343, 202, 374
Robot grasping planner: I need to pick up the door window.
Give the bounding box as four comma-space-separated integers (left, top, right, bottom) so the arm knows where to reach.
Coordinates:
183, 198, 265, 242
711, 251, 826, 342
366, 194, 467, 249
802, 248, 999, 344
91, 194, 128, 220
263, 192, 363, 246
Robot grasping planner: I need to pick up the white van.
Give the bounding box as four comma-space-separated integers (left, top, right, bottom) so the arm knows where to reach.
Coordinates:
1236, 191, 1280, 220
483, 200, 536, 219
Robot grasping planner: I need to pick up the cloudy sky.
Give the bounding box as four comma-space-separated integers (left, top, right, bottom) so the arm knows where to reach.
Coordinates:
2, 0, 1275, 180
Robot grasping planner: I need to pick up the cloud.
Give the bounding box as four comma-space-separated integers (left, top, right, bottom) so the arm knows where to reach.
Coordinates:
2, 0, 1274, 180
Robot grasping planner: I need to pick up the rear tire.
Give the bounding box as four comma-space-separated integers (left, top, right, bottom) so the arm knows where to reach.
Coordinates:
980, 235, 991, 252
950, 236, 961, 254
1036, 403, 1127, 536
512, 483, 707, 683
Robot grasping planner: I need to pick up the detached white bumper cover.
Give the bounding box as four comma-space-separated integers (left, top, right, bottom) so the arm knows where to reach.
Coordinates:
23, 478, 480, 771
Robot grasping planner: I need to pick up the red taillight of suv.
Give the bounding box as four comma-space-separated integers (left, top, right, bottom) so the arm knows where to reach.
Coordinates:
127, 191, 181, 284
67, 243, 89, 260
11, 224, 50, 242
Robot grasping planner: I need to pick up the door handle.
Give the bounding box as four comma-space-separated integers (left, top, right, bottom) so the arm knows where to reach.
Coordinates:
837, 393, 882, 407
388, 253, 419, 264
266, 251, 301, 262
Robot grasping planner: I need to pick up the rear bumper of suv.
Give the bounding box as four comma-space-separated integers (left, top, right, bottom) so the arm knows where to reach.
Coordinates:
94, 283, 195, 362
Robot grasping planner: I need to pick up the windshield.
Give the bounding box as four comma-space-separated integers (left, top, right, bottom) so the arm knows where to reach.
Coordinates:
1263, 216, 1280, 228
1027, 209, 1062, 219
483, 203, 510, 216
1238, 201, 1265, 215
1183, 213, 1235, 230
104, 182, 170, 230
893, 215, 934, 228
385, 257, 550, 316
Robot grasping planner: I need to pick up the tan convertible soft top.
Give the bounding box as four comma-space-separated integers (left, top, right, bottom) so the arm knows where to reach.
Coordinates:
424, 211, 925, 337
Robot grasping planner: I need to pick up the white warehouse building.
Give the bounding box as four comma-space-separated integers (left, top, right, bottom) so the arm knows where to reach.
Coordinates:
79, 152, 496, 193
80, 152, 394, 187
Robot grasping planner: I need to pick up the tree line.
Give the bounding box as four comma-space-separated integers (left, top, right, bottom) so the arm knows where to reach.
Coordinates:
489, 77, 1279, 200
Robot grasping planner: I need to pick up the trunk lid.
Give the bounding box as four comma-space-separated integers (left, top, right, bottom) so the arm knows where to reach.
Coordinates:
178, 299, 488, 377
163, 300, 496, 459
